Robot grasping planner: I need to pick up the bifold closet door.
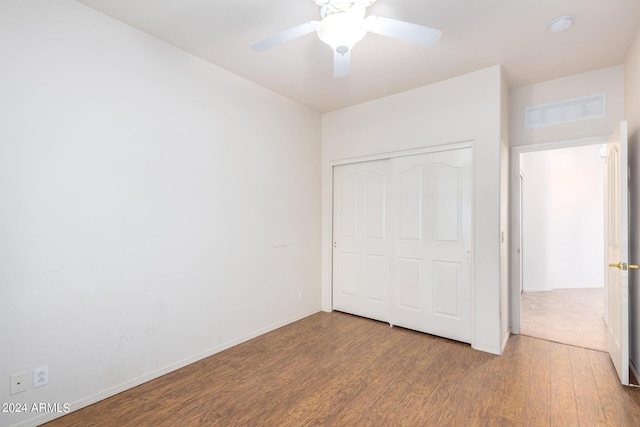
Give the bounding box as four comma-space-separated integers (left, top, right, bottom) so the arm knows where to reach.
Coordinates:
332, 159, 391, 322
390, 148, 473, 343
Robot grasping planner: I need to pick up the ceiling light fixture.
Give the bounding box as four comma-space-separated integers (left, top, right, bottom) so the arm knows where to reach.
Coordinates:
252, 0, 441, 78
317, 5, 368, 54
548, 15, 574, 33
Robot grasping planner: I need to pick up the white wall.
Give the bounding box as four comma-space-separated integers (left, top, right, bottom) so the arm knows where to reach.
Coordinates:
0, 1, 321, 426
510, 65, 624, 147
321, 66, 506, 354
624, 27, 640, 378
520, 145, 605, 292
519, 152, 550, 291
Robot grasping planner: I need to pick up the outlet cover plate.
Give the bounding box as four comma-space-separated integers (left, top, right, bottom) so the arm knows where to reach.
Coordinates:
34, 366, 48, 388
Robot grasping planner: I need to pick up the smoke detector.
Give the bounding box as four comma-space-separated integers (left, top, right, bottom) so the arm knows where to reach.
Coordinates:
549, 15, 574, 33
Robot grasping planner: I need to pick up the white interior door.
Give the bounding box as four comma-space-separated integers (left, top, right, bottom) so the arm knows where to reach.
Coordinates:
606, 121, 631, 385
390, 148, 473, 343
332, 160, 391, 322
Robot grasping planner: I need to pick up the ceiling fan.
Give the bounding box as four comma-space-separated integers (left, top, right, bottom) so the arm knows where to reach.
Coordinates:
251, 0, 442, 78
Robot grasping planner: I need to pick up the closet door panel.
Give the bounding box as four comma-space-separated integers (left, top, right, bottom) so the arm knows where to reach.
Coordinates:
332, 160, 391, 322
390, 148, 473, 343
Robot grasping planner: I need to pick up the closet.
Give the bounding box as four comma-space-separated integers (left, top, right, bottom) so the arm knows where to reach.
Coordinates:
332, 147, 473, 343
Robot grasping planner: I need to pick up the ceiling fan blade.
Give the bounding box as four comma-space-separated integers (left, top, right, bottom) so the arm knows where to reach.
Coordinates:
334, 51, 351, 78
365, 15, 441, 46
251, 21, 320, 52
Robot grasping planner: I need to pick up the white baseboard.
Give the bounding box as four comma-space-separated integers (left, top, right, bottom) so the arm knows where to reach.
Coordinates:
13, 310, 320, 427
631, 359, 640, 386
552, 284, 604, 289
523, 285, 604, 292
501, 328, 511, 353
472, 343, 504, 355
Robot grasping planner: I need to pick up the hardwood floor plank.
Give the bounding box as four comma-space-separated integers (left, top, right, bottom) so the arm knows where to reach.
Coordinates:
285, 370, 357, 423
497, 335, 536, 423
549, 342, 580, 427
589, 350, 640, 426
434, 355, 489, 422
302, 405, 365, 427
367, 393, 407, 426
523, 338, 551, 426
568, 345, 607, 425
43, 312, 640, 427
426, 340, 485, 425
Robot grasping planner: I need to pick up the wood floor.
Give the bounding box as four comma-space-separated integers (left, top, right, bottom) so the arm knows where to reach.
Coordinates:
44, 312, 640, 426
521, 288, 607, 351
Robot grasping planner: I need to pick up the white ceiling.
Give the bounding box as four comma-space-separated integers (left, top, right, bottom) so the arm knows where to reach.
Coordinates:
74, 0, 640, 113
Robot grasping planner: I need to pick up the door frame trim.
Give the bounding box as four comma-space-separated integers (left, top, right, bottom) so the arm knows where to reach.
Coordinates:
329, 140, 474, 340
509, 135, 608, 334
331, 141, 474, 167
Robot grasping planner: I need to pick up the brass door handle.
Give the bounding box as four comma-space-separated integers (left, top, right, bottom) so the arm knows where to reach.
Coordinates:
608, 262, 639, 270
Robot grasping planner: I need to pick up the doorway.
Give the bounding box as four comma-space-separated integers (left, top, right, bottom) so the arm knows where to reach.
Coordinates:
512, 139, 608, 351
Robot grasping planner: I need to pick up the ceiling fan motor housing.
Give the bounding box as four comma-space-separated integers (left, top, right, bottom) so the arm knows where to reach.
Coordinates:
314, 0, 377, 17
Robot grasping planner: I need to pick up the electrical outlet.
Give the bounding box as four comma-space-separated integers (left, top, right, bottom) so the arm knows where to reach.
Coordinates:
298, 290, 304, 301
10, 372, 27, 395
33, 366, 48, 388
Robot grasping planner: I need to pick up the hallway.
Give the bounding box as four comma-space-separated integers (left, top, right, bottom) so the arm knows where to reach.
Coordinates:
521, 288, 607, 352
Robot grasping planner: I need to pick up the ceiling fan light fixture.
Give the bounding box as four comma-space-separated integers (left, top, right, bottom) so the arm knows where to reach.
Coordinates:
317, 7, 368, 53
255, 0, 442, 78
